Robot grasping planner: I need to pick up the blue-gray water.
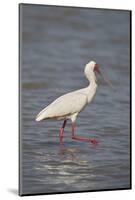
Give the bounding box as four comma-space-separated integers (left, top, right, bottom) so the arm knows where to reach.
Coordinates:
20, 4, 131, 195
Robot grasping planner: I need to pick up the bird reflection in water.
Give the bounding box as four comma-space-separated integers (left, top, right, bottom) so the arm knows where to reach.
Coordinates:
58, 143, 97, 165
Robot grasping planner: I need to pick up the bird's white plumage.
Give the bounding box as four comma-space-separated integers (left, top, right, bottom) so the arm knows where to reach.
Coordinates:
36, 92, 87, 121
36, 61, 98, 123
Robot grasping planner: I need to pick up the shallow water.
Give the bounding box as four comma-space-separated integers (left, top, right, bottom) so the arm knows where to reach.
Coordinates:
20, 4, 131, 195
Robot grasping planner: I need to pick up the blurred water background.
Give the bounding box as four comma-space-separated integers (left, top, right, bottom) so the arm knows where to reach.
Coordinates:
20, 4, 131, 195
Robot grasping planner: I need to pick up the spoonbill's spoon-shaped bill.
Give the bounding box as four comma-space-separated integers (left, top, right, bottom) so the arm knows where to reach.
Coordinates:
94, 63, 114, 90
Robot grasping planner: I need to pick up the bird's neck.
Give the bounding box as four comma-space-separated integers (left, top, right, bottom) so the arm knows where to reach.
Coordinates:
87, 78, 97, 92
88, 71, 97, 83
87, 71, 97, 84
85, 72, 98, 103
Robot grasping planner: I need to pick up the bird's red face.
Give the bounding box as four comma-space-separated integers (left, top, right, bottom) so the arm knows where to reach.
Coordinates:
93, 63, 114, 89
94, 63, 100, 74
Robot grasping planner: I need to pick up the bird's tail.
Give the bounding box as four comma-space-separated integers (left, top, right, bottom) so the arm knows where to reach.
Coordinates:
35, 107, 48, 121
35, 114, 43, 121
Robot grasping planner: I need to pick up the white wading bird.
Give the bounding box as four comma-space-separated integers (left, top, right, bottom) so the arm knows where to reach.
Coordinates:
36, 61, 113, 145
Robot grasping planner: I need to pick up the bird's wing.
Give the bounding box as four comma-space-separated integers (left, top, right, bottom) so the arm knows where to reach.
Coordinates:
36, 92, 87, 121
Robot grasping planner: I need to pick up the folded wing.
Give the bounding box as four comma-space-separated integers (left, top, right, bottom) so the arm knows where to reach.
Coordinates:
35, 92, 87, 121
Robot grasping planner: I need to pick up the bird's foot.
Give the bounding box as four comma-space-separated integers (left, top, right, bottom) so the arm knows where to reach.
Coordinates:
72, 136, 98, 144
89, 138, 98, 144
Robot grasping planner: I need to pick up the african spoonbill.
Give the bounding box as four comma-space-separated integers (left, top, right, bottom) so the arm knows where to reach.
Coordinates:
36, 61, 113, 144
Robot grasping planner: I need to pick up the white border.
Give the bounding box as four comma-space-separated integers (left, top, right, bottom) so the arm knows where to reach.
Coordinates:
0, 0, 134, 199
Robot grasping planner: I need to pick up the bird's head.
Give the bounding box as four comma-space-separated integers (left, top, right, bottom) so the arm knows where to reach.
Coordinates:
84, 61, 100, 76
84, 60, 114, 89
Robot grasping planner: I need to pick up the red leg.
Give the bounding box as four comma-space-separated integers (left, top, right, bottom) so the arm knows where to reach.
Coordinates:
72, 123, 75, 143
71, 123, 98, 144
59, 120, 67, 145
